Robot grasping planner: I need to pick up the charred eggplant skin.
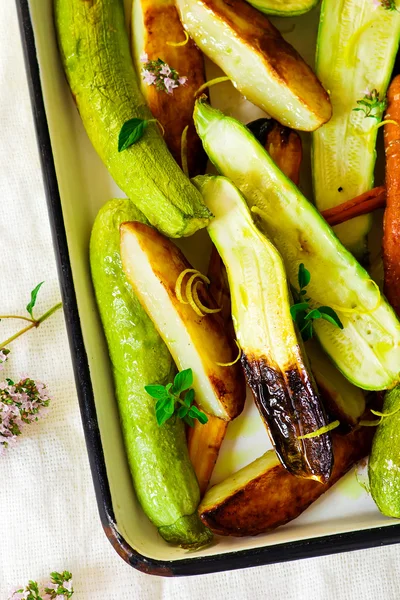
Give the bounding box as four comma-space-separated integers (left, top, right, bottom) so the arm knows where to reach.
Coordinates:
242, 355, 332, 482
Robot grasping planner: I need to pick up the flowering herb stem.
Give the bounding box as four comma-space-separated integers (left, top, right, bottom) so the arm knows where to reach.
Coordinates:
0, 314, 35, 323
0, 302, 62, 348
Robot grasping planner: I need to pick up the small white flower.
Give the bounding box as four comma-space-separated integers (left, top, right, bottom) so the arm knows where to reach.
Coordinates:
140, 52, 149, 64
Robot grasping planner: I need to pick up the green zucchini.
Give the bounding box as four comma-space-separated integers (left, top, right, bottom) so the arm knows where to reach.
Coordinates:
313, 0, 400, 257
245, 0, 318, 16
195, 175, 333, 483
369, 385, 400, 517
54, 0, 211, 238
90, 198, 211, 548
175, 0, 331, 131
194, 100, 400, 391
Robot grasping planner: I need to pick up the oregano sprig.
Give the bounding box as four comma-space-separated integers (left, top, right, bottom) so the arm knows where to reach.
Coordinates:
145, 368, 208, 427
290, 264, 343, 341
0, 282, 62, 348
353, 89, 387, 121
9, 571, 73, 600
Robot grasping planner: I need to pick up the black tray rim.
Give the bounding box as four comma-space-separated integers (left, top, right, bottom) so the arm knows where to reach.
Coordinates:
15, 0, 400, 577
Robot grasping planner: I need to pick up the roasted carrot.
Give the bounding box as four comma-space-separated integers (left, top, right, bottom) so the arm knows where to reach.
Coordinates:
383, 75, 400, 318
322, 186, 386, 227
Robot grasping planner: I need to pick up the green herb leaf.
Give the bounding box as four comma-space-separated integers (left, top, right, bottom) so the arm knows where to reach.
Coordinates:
300, 320, 314, 341
188, 405, 209, 424
319, 306, 344, 329
118, 118, 149, 152
304, 308, 322, 321
290, 302, 309, 321
298, 263, 311, 290
144, 385, 169, 400
156, 397, 174, 426
26, 281, 44, 319
184, 388, 195, 407
183, 414, 195, 427
177, 405, 189, 418
172, 368, 193, 394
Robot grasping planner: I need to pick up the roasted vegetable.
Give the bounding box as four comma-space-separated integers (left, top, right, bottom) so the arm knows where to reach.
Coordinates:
194, 100, 400, 391
313, 0, 400, 257
306, 340, 365, 427
120, 221, 246, 420
369, 385, 400, 518
131, 0, 206, 175
195, 174, 333, 483
247, 118, 302, 186
383, 76, 400, 319
322, 187, 386, 228
243, 0, 318, 16
90, 198, 211, 548
175, 0, 331, 131
55, 0, 211, 238
188, 415, 228, 495
199, 419, 374, 536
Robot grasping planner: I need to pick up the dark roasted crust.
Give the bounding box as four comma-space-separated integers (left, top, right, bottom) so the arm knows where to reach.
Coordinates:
242, 353, 333, 483
200, 423, 375, 536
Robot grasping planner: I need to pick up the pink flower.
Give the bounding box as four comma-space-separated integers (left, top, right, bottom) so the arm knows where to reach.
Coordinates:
178, 76, 188, 86
160, 64, 171, 76
141, 69, 156, 86
140, 52, 149, 64
164, 77, 178, 94
63, 580, 73, 592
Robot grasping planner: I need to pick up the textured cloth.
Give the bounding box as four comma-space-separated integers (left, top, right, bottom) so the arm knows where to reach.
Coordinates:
1, 1, 400, 598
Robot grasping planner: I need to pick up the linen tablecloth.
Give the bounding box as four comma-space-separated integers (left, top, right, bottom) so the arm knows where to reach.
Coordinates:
2, 1, 400, 598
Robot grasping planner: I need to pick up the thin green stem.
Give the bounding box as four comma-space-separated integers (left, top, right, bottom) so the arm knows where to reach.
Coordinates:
0, 302, 62, 348
0, 314, 35, 323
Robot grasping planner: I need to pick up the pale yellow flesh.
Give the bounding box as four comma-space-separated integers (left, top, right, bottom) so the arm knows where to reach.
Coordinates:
313, 0, 400, 251
175, 0, 331, 131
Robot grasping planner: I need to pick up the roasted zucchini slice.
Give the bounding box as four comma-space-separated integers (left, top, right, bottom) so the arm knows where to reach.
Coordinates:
194, 100, 400, 391
195, 175, 333, 483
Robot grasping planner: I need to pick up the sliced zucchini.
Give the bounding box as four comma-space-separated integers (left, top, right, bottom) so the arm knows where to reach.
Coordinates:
306, 340, 365, 427
120, 221, 246, 420
245, 0, 318, 16
313, 0, 400, 256
194, 100, 400, 391
175, 0, 331, 131
195, 175, 333, 483
199, 420, 375, 536
131, 0, 206, 175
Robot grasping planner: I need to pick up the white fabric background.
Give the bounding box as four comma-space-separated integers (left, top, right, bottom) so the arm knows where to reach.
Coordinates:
2, 1, 400, 598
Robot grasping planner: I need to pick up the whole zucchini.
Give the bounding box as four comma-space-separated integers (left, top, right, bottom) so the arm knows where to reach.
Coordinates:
55, 0, 211, 238
90, 198, 211, 548
369, 385, 400, 518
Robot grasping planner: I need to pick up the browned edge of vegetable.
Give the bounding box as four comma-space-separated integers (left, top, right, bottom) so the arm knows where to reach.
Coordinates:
199, 416, 375, 536
188, 415, 228, 496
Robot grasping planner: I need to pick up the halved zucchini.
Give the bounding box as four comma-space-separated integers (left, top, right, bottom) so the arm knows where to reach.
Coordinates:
194, 100, 400, 391
195, 175, 333, 483
306, 340, 365, 427
244, 0, 318, 16
199, 420, 375, 536
175, 0, 331, 131
131, 0, 206, 175
120, 221, 246, 420
313, 0, 400, 256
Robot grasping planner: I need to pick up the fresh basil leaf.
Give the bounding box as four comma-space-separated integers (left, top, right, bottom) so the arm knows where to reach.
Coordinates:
172, 368, 193, 395
319, 306, 344, 329
144, 385, 169, 400
118, 118, 148, 152
298, 263, 311, 290
26, 281, 44, 318
290, 302, 309, 321
304, 308, 322, 321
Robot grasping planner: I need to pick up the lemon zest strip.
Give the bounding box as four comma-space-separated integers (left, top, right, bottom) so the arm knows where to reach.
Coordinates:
216, 340, 242, 367
167, 30, 189, 47
297, 420, 340, 440
192, 280, 222, 314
